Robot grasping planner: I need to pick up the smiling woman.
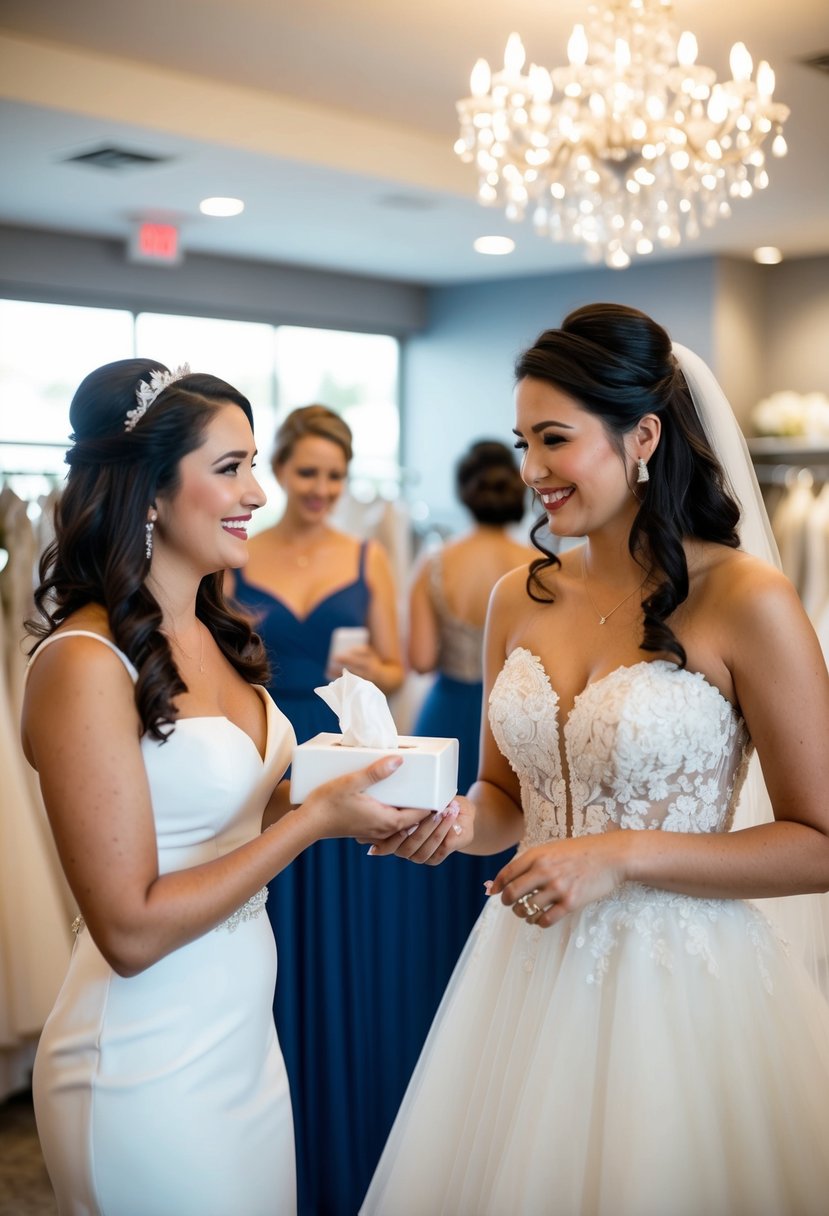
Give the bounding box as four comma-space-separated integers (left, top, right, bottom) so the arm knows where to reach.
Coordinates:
21, 359, 425, 1216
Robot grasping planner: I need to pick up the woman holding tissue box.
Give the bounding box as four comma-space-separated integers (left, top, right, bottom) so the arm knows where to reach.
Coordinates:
21, 360, 426, 1216
362, 304, 829, 1216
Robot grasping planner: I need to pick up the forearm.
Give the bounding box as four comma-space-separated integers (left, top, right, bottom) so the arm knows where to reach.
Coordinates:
624, 820, 829, 900
95, 807, 318, 976
261, 778, 294, 830
461, 778, 524, 856
373, 658, 406, 696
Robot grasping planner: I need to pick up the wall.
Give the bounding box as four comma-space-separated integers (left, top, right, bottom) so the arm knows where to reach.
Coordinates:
763, 256, 829, 395
0, 224, 428, 336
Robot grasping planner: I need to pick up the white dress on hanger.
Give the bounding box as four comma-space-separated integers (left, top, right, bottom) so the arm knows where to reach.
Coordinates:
31, 632, 298, 1216
362, 649, 829, 1216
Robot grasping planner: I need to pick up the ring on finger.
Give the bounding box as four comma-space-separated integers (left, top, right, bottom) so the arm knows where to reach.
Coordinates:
517, 891, 543, 918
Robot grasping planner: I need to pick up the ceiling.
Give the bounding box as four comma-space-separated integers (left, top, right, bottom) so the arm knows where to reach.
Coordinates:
0, 0, 828, 285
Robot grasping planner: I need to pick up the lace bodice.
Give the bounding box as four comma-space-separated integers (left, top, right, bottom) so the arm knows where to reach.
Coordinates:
489, 648, 752, 851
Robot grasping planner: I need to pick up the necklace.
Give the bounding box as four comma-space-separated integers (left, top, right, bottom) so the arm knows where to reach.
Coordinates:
581, 549, 648, 625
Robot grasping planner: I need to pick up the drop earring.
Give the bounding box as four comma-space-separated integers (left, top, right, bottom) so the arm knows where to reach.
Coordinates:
145, 511, 157, 560
636, 458, 649, 484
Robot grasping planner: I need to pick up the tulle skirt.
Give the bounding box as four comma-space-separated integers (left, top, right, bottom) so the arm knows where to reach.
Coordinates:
361, 884, 829, 1216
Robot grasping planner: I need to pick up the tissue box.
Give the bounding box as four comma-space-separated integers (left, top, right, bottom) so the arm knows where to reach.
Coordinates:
289, 733, 459, 811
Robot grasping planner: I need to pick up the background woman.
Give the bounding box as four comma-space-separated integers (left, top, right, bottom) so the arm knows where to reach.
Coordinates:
363, 304, 829, 1216
22, 360, 421, 1216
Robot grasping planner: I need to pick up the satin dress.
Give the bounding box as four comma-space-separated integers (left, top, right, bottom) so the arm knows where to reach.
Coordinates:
30, 631, 297, 1216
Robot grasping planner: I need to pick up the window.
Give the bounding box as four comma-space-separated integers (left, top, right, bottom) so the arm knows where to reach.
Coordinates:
1, 300, 401, 530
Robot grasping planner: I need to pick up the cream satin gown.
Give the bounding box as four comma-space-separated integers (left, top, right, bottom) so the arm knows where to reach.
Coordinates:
31, 631, 297, 1216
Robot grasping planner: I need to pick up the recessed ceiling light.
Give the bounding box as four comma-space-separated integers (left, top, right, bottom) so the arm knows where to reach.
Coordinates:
753, 246, 783, 264
473, 235, 515, 255
199, 197, 245, 217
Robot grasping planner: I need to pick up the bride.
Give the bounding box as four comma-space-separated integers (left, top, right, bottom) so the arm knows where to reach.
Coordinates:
361, 303, 829, 1216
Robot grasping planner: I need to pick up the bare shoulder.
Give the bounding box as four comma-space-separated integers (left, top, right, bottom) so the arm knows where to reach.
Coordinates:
23, 611, 139, 763
693, 543, 799, 619
491, 562, 535, 611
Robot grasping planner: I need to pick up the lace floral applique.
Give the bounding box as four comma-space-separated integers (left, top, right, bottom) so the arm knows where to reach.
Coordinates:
573, 885, 779, 992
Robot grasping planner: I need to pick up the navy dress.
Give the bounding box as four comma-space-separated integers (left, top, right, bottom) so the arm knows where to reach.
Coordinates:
233, 543, 502, 1216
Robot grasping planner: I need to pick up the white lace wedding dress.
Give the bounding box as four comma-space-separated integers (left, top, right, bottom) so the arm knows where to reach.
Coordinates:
31, 633, 297, 1216
362, 648, 829, 1216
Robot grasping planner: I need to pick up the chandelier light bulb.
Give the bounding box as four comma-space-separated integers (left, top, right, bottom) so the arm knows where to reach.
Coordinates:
504, 32, 526, 75
676, 31, 697, 67
470, 58, 491, 97
567, 24, 589, 67
455, 0, 790, 268
756, 61, 775, 98
729, 42, 753, 83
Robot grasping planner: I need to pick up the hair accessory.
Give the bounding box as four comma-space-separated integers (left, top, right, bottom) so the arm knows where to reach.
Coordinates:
125, 364, 191, 432
636, 457, 650, 484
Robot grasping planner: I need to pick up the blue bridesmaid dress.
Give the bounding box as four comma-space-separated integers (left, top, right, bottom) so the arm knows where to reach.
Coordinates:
233, 542, 503, 1215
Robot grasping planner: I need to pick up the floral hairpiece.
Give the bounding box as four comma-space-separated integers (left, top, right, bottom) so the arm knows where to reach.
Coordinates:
124, 363, 192, 432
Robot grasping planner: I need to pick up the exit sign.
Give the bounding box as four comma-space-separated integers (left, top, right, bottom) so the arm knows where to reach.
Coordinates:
128, 222, 182, 266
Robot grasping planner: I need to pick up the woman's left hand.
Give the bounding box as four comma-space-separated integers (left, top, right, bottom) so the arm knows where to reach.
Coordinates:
489, 832, 631, 928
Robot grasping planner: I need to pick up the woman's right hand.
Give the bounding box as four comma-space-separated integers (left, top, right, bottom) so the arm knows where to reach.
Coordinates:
299, 757, 431, 842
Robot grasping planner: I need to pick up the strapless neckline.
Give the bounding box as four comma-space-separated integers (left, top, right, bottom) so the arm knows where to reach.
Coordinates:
508, 648, 741, 727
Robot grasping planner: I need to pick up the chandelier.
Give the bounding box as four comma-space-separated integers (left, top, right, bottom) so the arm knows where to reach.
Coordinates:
455, 0, 790, 268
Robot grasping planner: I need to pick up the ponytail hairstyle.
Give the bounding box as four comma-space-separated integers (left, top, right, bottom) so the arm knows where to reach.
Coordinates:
27, 358, 269, 740
514, 303, 740, 665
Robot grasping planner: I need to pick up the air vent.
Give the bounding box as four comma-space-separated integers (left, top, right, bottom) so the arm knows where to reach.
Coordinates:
63, 145, 172, 171
801, 52, 829, 75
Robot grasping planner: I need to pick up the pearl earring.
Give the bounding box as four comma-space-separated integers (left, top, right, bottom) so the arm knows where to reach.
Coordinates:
636, 458, 649, 484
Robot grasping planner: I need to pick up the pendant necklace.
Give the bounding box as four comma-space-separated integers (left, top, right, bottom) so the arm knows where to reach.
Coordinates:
581, 549, 648, 625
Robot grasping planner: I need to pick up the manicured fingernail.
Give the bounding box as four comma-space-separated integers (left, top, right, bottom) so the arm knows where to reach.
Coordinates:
406, 823, 419, 837
446, 805, 459, 819
483, 880, 493, 894
432, 810, 445, 823
452, 824, 462, 835
367, 845, 377, 856
385, 757, 403, 773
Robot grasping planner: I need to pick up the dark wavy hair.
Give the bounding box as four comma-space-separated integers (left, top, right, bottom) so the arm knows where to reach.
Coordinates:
456, 439, 527, 525
27, 358, 269, 741
515, 303, 741, 666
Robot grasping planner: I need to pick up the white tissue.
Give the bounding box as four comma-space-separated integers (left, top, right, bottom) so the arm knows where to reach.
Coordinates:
313, 669, 399, 748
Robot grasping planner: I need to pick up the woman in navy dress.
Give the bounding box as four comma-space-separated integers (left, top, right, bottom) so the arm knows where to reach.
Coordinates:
229, 405, 433, 1216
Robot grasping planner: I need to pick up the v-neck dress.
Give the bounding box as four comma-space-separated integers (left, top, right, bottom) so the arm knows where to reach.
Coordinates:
362, 648, 829, 1216
29, 631, 297, 1216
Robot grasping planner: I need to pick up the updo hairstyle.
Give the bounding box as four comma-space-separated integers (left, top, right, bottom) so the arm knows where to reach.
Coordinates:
515, 303, 741, 665
456, 439, 527, 525
271, 404, 353, 469
28, 358, 269, 740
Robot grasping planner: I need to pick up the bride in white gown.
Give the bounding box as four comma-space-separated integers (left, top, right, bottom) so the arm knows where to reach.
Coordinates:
21, 358, 428, 1216
362, 304, 829, 1216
